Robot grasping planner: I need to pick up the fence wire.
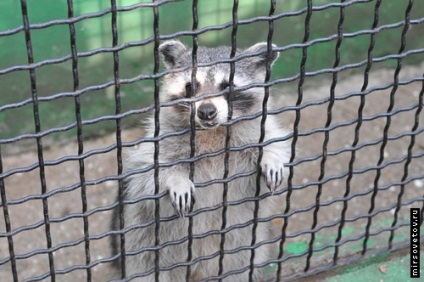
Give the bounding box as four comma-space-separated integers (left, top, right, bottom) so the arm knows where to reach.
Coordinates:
0, 0, 423, 281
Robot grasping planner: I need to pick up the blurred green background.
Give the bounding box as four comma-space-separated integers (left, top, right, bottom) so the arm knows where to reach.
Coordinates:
0, 0, 423, 150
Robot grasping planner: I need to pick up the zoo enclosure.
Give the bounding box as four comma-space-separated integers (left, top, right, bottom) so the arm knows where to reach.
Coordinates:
0, 0, 423, 281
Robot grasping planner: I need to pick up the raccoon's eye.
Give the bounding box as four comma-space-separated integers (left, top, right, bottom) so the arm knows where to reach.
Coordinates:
185, 82, 192, 94
219, 81, 230, 91
185, 81, 200, 96
220, 81, 238, 93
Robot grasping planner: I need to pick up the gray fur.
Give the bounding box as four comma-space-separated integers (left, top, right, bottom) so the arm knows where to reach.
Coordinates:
111, 41, 290, 281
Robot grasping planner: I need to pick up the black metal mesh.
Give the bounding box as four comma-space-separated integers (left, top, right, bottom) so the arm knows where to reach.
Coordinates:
0, 0, 423, 281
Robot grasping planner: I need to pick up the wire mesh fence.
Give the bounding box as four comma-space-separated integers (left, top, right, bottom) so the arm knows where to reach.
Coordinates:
0, 0, 423, 281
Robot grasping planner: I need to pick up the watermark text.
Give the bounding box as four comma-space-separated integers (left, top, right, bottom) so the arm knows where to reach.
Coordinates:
410, 208, 420, 278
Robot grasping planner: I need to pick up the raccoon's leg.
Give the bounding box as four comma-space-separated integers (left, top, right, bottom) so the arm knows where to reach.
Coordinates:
123, 208, 192, 281
223, 213, 277, 281
259, 118, 290, 193
117, 174, 195, 279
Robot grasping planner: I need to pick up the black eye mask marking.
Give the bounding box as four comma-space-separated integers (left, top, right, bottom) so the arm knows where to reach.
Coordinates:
220, 80, 256, 112
169, 94, 190, 112
185, 80, 201, 97
231, 92, 256, 112
219, 81, 230, 91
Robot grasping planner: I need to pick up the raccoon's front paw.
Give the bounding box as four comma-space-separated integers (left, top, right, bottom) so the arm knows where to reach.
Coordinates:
261, 154, 285, 193
169, 179, 196, 217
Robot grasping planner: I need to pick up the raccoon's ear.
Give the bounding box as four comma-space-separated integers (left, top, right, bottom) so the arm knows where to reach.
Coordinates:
244, 42, 280, 67
159, 40, 188, 69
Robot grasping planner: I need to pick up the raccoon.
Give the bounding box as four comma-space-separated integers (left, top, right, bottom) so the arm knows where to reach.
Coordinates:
111, 40, 291, 281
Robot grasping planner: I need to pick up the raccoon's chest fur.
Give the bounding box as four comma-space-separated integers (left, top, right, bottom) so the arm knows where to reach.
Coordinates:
189, 128, 259, 210
193, 126, 256, 178
194, 126, 227, 154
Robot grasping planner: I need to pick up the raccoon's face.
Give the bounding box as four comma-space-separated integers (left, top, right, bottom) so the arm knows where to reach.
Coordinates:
159, 40, 279, 130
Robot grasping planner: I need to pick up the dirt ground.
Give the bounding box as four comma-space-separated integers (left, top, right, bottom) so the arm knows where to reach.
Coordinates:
0, 63, 423, 281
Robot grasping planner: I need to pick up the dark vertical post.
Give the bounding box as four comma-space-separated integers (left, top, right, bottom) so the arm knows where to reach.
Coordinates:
110, 0, 125, 278
0, 149, 17, 280
249, 0, 276, 280
19, 0, 56, 280
67, 0, 91, 280
218, 0, 238, 280
152, 0, 161, 281
186, 0, 199, 280
305, 0, 345, 272
276, 0, 312, 280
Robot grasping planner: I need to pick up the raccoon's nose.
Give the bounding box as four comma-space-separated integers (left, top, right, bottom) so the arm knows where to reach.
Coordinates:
197, 103, 217, 121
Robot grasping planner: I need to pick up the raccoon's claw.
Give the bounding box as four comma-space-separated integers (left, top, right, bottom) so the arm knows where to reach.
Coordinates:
169, 180, 195, 217
261, 156, 285, 193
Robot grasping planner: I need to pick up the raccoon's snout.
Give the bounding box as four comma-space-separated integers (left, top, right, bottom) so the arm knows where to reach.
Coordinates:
197, 103, 217, 121
196, 103, 220, 129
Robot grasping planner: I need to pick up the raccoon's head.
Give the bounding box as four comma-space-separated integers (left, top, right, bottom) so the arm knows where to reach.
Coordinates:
158, 40, 279, 130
